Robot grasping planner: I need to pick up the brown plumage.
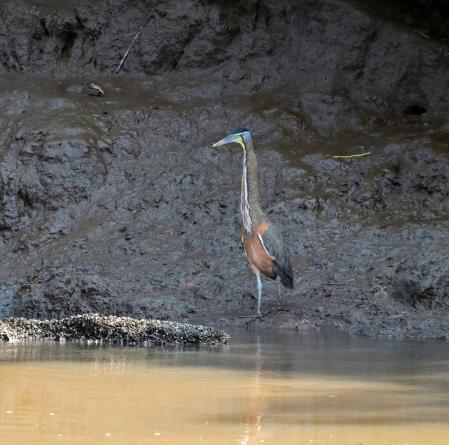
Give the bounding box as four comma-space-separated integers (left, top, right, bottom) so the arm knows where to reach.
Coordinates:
243, 226, 276, 281
243, 221, 294, 288
213, 128, 293, 317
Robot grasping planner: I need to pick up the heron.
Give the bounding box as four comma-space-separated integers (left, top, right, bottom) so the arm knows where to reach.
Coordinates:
213, 128, 294, 318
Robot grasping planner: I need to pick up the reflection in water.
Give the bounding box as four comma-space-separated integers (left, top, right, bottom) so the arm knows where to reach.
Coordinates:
238, 335, 264, 445
1, 329, 449, 444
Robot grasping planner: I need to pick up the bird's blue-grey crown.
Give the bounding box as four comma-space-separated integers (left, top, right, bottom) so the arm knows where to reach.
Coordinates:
213, 128, 252, 148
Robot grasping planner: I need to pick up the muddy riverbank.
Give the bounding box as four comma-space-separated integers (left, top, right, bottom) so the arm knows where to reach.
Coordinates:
0, 0, 448, 339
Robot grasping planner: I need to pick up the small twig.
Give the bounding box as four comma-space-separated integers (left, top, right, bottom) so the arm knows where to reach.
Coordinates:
116, 10, 154, 74
418, 30, 429, 39
345, 184, 357, 200
332, 151, 371, 159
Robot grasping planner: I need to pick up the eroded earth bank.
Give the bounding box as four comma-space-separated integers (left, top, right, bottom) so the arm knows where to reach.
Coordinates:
0, 0, 449, 338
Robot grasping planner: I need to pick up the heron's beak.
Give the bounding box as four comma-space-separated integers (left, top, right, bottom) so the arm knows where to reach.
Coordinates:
213, 134, 241, 147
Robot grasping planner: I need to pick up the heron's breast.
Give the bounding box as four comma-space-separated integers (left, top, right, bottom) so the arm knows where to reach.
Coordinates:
242, 228, 276, 279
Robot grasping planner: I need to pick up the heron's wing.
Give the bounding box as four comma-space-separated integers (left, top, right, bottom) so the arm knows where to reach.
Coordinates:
257, 223, 294, 288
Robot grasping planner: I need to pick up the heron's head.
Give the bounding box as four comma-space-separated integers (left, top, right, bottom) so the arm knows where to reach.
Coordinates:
213, 128, 252, 150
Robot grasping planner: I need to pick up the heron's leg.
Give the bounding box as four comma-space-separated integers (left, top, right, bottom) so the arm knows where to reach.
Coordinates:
242, 276, 287, 323
256, 272, 262, 317
277, 277, 282, 305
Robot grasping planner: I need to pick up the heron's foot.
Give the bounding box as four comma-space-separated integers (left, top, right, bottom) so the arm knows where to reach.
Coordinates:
238, 314, 262, 320
238, 312, 263, 325
239, 305, 287, 325
261, 303, 288, 318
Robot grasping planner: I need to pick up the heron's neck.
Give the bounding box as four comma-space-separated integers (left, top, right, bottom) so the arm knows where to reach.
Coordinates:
241, 138, 262, 235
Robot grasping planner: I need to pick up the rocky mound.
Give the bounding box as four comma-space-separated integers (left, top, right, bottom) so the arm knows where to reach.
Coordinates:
0, 314, 230, 346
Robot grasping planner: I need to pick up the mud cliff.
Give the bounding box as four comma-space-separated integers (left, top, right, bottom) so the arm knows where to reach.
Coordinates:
0, 0, 448, 339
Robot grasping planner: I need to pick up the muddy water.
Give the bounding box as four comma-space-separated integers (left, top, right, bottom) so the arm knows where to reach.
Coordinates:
1, 330, 449, 445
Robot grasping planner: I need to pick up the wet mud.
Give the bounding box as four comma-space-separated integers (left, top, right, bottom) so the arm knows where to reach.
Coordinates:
0, 0, 448, 339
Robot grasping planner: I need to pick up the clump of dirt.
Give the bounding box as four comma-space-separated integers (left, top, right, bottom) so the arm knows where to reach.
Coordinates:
0, 0, 448, 339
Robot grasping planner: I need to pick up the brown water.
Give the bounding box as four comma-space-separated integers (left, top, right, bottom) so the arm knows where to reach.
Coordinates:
1, 330, 449, 445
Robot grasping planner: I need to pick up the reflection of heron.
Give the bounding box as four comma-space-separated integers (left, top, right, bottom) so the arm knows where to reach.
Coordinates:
238, 334, 264, 444
213, 129, 294, 317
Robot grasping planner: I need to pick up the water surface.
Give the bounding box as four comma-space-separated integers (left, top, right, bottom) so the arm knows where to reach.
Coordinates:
1, 329, 449, 444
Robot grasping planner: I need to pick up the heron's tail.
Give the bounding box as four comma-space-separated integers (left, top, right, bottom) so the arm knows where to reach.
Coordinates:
274, 261, 294, 289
